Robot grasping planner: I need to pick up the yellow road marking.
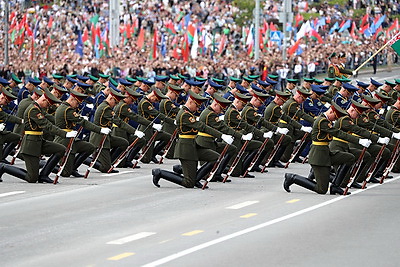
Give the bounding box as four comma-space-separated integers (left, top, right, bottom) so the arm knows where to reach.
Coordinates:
107, 252, 135, 261
240, 213, 257, 218
286, 199, 300, 204
182, 230, 204, 236
159, 239, 172, 244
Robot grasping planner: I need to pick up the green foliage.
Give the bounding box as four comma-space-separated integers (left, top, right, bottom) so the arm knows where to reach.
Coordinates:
233, 0, 256, 26
301, 12, 319, 21
353, 8, 367, 19
327, 0, 347, 6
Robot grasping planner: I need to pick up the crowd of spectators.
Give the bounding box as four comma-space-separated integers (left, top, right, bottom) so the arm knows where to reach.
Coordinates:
0, 0, 399, 83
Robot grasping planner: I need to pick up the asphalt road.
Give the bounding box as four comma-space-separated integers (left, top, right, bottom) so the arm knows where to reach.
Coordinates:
1, 70, 399, 267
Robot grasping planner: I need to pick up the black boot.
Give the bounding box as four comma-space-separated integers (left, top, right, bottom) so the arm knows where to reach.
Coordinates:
152, 168, 183, 187
194, 162, 214, 188
2, 142, 17, 162
124, 146, 141, 168
173, 164, 183, 175
211, 154, 231, 182
269, 146, 286, 168
307, 168, 315, 181
241, 151, 257, 178
151, 141, 166, 163
38, 154, 62, 183
330, 165, 351, 195
284, 173, 316, 193
251, 150, 268, 172
111, 148, 123, 163
373, 160, 390, 180
1, 163, 28, 182
71, 152, 92, 177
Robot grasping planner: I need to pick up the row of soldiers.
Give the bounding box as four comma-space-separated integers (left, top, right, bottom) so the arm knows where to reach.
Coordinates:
0, 71, 399, 196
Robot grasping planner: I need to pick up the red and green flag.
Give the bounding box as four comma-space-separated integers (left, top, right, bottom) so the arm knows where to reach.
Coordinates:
137, 27, 145, 50
389, 32, 400, 55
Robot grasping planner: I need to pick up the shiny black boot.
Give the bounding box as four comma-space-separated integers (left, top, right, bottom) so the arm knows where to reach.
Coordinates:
284, 173, 316, 193
330, 165, 351, 195
152, 168, 183, 187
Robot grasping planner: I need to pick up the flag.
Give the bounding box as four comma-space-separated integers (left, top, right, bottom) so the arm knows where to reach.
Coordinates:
288, 38, 302, 55
161, 33, 167, 57
137, 27, 145, 50
372, 26, 383, 40
187, 23, 196, 43
338, 20, 351, 33
46, 35, 52, 61
75, 30, 84, 57
261, 65, 268, 81
166, 20, 176, 35
350, 21, 357, 39
269, 22, 277, 32
191, 29, 199, 59
310, 29, 323, 43
296, 21, 312, 40
295, 14, 304, 27
329, 21, 339, 34
90, 14, 99, 26
218, 33, 226, 55
360, 14, 368, 28
389, 32, 400, 55
372, 15, 386, 33
150, 29, 158, 59
48, 16, 53, 29
387, 18, 399, 34
182, 33, 190, 62
82, 27, 89, 44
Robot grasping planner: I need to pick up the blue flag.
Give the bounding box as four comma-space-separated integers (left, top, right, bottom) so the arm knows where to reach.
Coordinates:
338, 20, 351, 33
329, 22, 339, 34
75, 30, 84, 57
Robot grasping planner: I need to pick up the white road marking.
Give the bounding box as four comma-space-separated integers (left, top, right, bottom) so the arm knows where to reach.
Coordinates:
101, 171, 135, 177
107, 232, 156, 245
142, 176, 400, 267
226, 201, 259, 209
0, 191, 25, 198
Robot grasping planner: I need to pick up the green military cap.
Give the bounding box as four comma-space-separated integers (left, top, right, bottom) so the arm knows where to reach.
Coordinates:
287, 78, 298, 84
234, 92, 252, 103
169, 74, 180, 81
337, 77, 351, 83
109, 86, 126, 101
88, 75, 99, 82
67, 74, 77, 79
153, 88, 168, 100
126, 77, 137, 83
43, 87, 61, 104
1, 87, 17, 101
52, 84, 69, 93
243, 76, 253, 83
11, 73, 22, 84
375, 91, 391, 102
297, 87, 312, 97
313, 78, 323, 85
70, 90, 88, 103
166, 83, 184, 93
350, 100, 369, 114
363, 95, 381, 106
395, 79, 400, 84
98, 73, 110, 79
249, 74, 261, 80
268, 74, 278, 80
109, 77, 118, 87
195, 76, 207, 82
230, 76, 242, 82
303, 77, 314, 83
385, 80, 396, 87
338, 52, 346, 58
331, 102, 348, 118
178, 73, 190, 80
212, 77, 225, 85
52, 74, 64, 80
328, 52, 337, 59
32, 87, 43, 96
252, 90, 270, 102
125, 86, 142, 98
325, 77, 336, 82
213, 93, 232, 110
136, 77, 144, 82
188, 89, 208, 105
275, 90, 291, 100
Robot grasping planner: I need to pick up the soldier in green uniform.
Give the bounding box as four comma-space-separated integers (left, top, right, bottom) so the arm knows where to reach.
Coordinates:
325, 77, 350, 102
137, 88, 174, 163
301, 78, 313, 91
88, 87, 136, 173
225, 92, 274, 177
159, 84, 182, 159
280, 88, 313, 162
284, 103, 371, 195
320, 77, 335, 103
285, 78, 298, 94
152, 90, 234, 188
241, 76, 253, 90
327, 52, 339, 78
385, 95, 400, 172
338, 52, 355, 78
380, 80, 397, 106
13, 87, 43, 135
54, 90, 112, 177
113, 87, 151, 167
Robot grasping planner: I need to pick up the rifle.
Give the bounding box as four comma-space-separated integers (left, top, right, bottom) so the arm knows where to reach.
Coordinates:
380, 139, 400, 183
159, 128, 178, 164
54, 126, 83, 184
202, 144, 230, 190
10, 133, 23, 165
284, 132, 309, 168
107, 137, 140, 173
343, 147, 367, 195
84, 134, 107, 179
362, 143, 386, 189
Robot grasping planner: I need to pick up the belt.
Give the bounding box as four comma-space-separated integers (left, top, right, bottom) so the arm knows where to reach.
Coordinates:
112, 124, 118, 128
62, 129, 72, 132
25, 131, 43, 135
351, 133, 361, 137
332, 137, 348, 143
198, 132, 213, 137
312, 141, 329, 145
179, 135, 196, 139
279, 119, 287, 124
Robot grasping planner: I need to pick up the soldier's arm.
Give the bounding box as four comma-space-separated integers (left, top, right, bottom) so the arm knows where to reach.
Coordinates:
142, 101, 174, 125
65, 108, 102, 134
0, 110, 22, 124
120, 104, 152, 127
181, 112, 223, 138
30, 108, 66, 137
325, 119, 360, 144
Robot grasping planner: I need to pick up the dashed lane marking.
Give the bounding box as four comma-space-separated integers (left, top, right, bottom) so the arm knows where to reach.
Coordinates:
101, 171, 135, 177
286, 199, 300, 204
240, 213, 257, 218
107, 252, 135, 261
0, 191, 25, 198
182, 230, 204, 236
107, 232, 156, 245
226, 201, 259, 209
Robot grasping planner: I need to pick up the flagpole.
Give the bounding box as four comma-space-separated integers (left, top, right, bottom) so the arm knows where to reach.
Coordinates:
254, 0, 260, 60
4, 0, 9, 66
355, 32, 400, 72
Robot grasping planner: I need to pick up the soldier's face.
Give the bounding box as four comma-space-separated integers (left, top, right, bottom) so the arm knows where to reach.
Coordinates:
0, 94, 8, 106
347, 107, 359, 119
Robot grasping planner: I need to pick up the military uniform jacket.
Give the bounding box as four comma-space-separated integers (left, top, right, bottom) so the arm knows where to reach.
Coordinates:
223, 91, 235, 102
333, 92, 351, 109
17, 86, 30, 104
328, 64, 340, 78
0, 105, 22, 144
308, 114, 359, 167
225, 105, 264, 139
385, 106, 400, 128
366, 110, 399, 133
338, 65, 352, 77
138, 97, 174, 136
242, 104, 276, 132
382, 89, 398, 106
333, 115, 378, 144
174, 106, 222, 161
325, 85, 340, 101
283, 98, 314, 124
113, 101, 151, 139
89, 101, 136, 149
160, 98, 179, 134
13, 97, 33, 134
54, 102, 102, 146
20, 102, 67, 157
196, 106, 240, 149
264, 101, 300, 130
355, 112, 393, 138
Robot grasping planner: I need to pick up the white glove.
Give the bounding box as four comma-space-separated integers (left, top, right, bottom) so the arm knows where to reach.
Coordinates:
152, 123, 162, 132
377, 137, 390, 145
359, 138, 372, 148
263, 131, 273, 139
392, 132, 400, 140
276, 127, 289, 135
241, 133, 253, 141
300, 126, 312, 133
100, 128, 111, 135
82, 116, 89, 121
378, 108, 385, 115
86, 103, 94, 109
20, 119, 24, 124
324, 103, 331, 109
218, 115, 225, 121
66, 130, 78, 138
134, 130, 145, 138
352, 70, 357, 76
0, 123, 5, 131
221, 134, 234, 145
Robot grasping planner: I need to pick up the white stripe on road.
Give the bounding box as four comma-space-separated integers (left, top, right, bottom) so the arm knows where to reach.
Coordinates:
142, 176, 400, 267
0, 191, 25, 198
107, 232, 156, 245
226, 201, 259, 209
102, 171, 135, 177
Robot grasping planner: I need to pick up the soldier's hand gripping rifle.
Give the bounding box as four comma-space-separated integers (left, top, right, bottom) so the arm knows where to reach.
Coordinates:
158, 127, 178, 164
84, 133, 107, 179
380, 139, 400, 183
202, 143, 231, 190
343, 147, 367, 195
54, 126, 83, 184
